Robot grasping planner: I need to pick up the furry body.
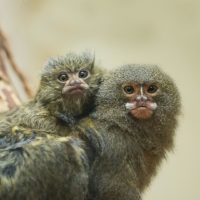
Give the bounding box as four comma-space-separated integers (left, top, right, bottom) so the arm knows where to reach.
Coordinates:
0, 63, 180, 200
0, 52, 101, 200
81, 64, 181, 200
0, 133, 89, 200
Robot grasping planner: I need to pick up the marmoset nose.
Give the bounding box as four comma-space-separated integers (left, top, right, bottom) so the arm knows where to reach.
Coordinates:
136, 94, 147, 101
136, 87, 147, 101
69, 79, 82, 86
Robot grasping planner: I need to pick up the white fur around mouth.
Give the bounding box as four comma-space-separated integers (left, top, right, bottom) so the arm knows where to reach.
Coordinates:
125, 102, 157, 110
150, 102, 157, 110
125, 102, 137, 110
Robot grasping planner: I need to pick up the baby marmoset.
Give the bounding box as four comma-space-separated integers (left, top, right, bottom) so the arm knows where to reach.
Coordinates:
0, 51, 102, 139
0, 51, 102, 200
78, 64, 181, 200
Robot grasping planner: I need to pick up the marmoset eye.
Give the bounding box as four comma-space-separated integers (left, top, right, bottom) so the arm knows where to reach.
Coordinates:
123, 86, 135, 94
58, 73, 68, 82
79, 70, 89, 78
147, 85, 158, 93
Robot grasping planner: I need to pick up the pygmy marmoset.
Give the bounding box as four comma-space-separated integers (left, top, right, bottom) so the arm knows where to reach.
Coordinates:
79, 64, 181, 200
0, 51, 102, 200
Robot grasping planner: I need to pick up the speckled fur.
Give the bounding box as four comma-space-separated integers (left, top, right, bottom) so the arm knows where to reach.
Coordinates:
0, 52, 102, 200
0, 63, 180, 200
0, 51, 102, 136
82, 64, 181, 200
0, 134, 89, 200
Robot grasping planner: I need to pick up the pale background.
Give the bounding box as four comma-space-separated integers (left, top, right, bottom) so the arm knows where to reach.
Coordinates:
0, 0, 199, 199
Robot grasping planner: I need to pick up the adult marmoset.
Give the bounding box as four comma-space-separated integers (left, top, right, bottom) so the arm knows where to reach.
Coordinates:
78, 64, 181, 200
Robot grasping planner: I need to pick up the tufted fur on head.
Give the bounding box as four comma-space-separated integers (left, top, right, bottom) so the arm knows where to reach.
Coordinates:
35, 51, 102, 117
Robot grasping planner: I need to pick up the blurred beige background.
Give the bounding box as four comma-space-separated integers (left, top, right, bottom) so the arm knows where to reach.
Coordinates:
0, 0, 199, 199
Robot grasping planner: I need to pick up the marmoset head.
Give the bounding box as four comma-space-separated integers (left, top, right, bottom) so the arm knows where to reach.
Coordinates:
35, 52, 102, 115
97, 64, 181, 121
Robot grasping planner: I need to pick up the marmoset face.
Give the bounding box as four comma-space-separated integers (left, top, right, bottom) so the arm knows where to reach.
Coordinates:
57, 67, 91, 97
123, 81, 159, 119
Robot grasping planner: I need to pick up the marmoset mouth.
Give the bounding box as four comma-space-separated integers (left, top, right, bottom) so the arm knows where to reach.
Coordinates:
62, 86, 86, 95
130, 106, 153, 119
125, 101, 157, 111
134, 106, 148, 109
69, 88, 85, 95
125, 101, 157, 119
69, 86, 84, 91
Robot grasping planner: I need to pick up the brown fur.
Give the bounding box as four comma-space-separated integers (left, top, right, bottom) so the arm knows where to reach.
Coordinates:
78, 64, 181, 200
0, 63, 180, 200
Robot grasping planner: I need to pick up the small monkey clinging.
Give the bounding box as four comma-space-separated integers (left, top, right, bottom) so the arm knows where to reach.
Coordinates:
0, 52, 102, 200
0, 51, 102, 137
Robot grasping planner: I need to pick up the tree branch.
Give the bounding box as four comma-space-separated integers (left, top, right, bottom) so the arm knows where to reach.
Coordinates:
0, 26, 33, 112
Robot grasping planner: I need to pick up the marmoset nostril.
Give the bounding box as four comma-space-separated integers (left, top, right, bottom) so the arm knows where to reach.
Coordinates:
70, 79, 81, 86
136, 95, 147, 101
